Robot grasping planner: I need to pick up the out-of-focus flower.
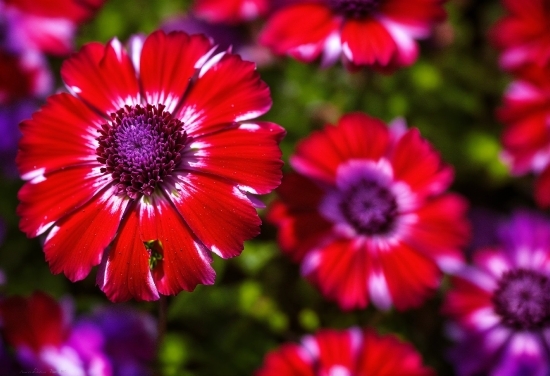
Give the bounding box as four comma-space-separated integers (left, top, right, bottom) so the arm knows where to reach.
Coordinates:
268, 113, 469, 311
490, 0, 550, 72
259, 0, 448, 71
17, 30, 285, 302
255, 327, 435, 376
443, 211, 550, 376
498, 64, 550, 207
0, 292, 157, 375
0, 47, 51, 175
192, 0, 269, 25
0, 0, 106, 55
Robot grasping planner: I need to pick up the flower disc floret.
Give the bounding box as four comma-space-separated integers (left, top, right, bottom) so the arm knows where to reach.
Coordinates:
493, 268, 550, 330
96, 104, 187, 199
328, 0, 381, 18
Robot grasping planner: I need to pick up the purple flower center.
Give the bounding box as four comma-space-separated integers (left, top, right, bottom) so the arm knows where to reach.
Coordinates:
339, 179, 397, 235
96, 104, 187, 200
328, 0, 381, 18
493, 269, 550, 330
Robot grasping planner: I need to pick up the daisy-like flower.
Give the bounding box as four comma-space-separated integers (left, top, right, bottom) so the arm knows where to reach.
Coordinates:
498, 64, 550, 207
17, 30, 285, 302
192, 0, 269, 25
0, 292, 157, 375
255, 327, 435, 376
259, 0, 447, 70
490, 0, 550, 72
268, 113, 469, 311
442, 211, 550, 376
1, 0, 105, 55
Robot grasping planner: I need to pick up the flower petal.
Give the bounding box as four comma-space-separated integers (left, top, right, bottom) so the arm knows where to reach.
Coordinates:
17, 93, 103, 179
97, 202, 160, 302
292, 113, 390, 184
139, 195, 215, 295
43, 186, 128, 282
139, 31, 213, 113
189, 122, 285, 194
341, 18, 397, 67
168, 172, 261, 259
61, 38, 140, 115
18, 165, 110, 237
177, 53, 271, 136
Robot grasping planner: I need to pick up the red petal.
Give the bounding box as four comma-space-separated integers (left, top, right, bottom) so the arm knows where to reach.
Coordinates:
292, 113, 390, 183
168, 172, 261, 258
193, 0, 268, 23
314, 330, 356, 370
341, 19, 397, 67
377, 241, 440, 310
191, 122, 285, 194
404, 193, 470, 271
17, 93, 103, 179
380, 0, 447, 26
18, 165, 111, 237
259, 4, 339, 63
43, 186, 128, 282
256, 343, 314, 376
304, 239, 371, 310
139, 196, 215, 295
139, 31, 213, 112
0, 292, 67, 353
97, 203, 160, 302
267, 173, 331, 262
390, 128, 453, 196
442, 276, 492, 320
535, 166, 550, 208
8, 0, 105, 22
177, 53, 271, 136
61, 39, 140, 115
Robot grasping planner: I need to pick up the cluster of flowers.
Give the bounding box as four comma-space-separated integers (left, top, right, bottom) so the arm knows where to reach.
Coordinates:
7, 0, 550, 375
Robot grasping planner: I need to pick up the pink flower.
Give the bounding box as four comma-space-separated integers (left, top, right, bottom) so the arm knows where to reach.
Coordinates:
17, 30, 285, 302
259, 0, 447, 70
192, 0, 269, 24
1, 0, 106, 55
490, 0, 550, 72
442, 211, 550, 376
498, 64, 550, 207
255, 327, 435, 376
268, 113, 469, 310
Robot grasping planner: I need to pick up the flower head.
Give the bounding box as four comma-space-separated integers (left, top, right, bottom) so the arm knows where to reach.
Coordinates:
0, 292, 156, 375
268, 113, 469, 310
17, 30, 285, 302
192, 0, 269, 25
498, 64, 550, 207
1, 0, 106, 55
443, 210, 550, 376
490, 0, 550, 72
255, 327, 435, 376
259, 0, 447, 70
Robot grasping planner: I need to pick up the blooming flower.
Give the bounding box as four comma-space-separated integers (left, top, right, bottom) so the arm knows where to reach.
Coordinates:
0, 47, 51, 176
0, 292, 156, 375
17, 30, 285, 302
490, 0, 550, 72
498, 64, 550, 207
192, 0, 269, 24
0, 0, 105, 55
268, 113, 469, 310
255, 327, 435, 376
443, 210, 550, 376
259, 0, 447, 70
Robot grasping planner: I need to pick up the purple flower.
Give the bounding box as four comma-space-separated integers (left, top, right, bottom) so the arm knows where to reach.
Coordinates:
443, 210, 550, 376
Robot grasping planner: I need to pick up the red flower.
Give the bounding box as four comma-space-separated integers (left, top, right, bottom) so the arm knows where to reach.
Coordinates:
490, 0, 550, 72
498, 64, 550, 207
192, 0, 269, 24
1, 0, 106, 55
259, 0, 447, 70
17, 30, 285, 302
255, 327, 435, 376
268, 113, 469, 310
